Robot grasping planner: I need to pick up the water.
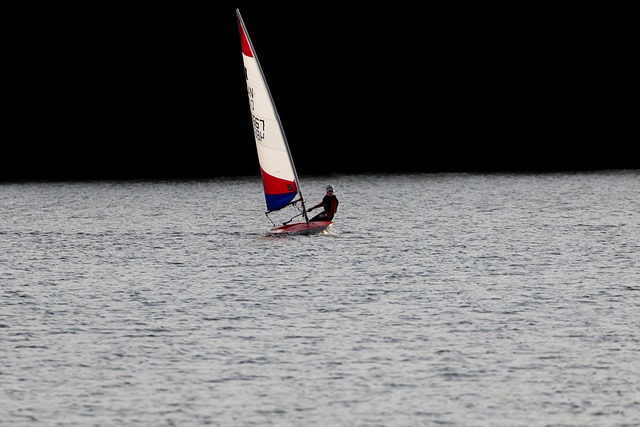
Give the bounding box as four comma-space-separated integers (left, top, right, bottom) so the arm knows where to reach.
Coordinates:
1, 171, 639, 427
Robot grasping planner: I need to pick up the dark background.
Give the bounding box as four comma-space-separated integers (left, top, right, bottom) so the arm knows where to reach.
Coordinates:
4, 3, 636, 181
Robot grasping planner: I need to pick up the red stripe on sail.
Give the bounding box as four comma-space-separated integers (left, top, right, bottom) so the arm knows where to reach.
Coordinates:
261, 168, 297, 195
237, 20, 253, 58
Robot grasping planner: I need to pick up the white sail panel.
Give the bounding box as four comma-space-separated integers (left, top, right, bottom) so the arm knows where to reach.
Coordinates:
240, 35, 294, 183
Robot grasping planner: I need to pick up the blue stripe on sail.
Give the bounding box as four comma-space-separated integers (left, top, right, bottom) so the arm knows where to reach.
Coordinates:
265, 191, 297, 212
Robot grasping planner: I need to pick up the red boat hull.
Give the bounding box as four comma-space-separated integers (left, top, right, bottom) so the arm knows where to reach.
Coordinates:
268, 221, 333, 236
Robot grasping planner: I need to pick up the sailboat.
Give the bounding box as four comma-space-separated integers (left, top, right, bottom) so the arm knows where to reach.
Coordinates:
236, 9, 333, 236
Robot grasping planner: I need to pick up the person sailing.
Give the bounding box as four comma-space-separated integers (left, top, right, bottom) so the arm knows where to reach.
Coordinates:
307, 184, 339, 222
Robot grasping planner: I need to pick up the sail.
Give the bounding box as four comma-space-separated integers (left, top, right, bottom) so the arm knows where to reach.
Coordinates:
237, 10, 299, 213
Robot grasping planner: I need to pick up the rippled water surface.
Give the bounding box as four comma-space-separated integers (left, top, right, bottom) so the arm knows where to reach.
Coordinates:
2, 171, 639, 426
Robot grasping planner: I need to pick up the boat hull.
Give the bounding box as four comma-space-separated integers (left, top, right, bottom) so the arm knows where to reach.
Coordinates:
268, 221, 333, 236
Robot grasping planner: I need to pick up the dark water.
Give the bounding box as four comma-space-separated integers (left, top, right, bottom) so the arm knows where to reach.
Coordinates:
2, 171, 639, 426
